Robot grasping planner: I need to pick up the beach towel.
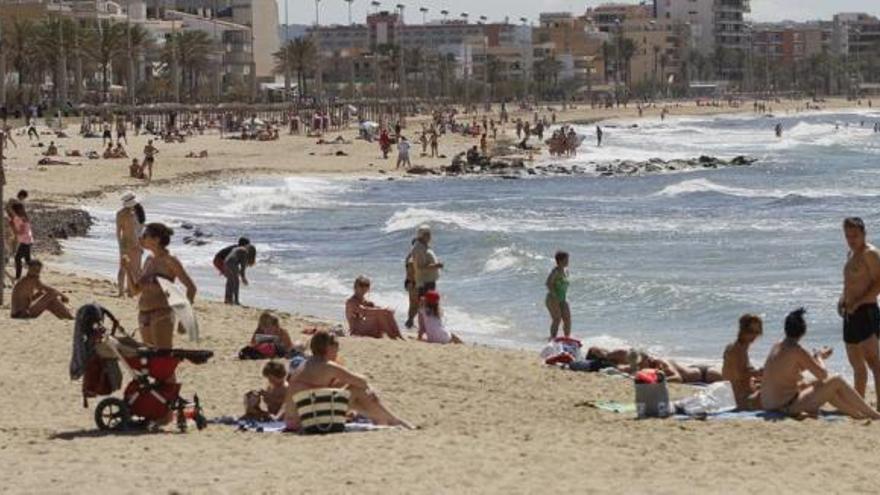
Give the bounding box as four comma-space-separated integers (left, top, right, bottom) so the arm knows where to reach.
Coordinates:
209, 417, 397, 434
584, 401, 845, 422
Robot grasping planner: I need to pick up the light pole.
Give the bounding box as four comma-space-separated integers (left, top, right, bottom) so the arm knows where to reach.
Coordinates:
371, 0, 380, 14
397, 3, 406, 118
314, 0, 323, 101
441, 10, 448, 22
126, 1, 135, 105
520, 17, 528, 99
345, 0, 354, 25
615, 18, 622, 104
421, 6, 430, 99
461, 12, 469, 107
479, 15, 488, 107
171, 17, 180, 103
0, 22, 5, 107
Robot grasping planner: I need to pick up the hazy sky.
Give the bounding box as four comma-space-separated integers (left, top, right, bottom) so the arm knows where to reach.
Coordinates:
277, 0, 879, 26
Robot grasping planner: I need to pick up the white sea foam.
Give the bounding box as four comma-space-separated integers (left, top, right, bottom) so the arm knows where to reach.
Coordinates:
219, 177, 350, 214
483, 246, 547, 274
384, 207, 524, 234
655, 178, 875, 200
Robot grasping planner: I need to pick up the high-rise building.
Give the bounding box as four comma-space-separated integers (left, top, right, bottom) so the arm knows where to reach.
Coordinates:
655, 0, 750, 79
832, 13, 880, 59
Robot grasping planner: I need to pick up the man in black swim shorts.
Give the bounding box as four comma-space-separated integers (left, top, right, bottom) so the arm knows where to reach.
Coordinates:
840, 217, 880, 409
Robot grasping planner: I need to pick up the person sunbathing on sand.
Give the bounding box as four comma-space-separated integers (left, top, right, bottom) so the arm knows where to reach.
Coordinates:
761, 308, 880, 419
37, 157, 78, 166
641, 356, 723, 384
103, 143, 114, 159
345, 276, 404, 339
11, 260, 74, 320
723, 314, 764, 410
285, 330, 413, 430
243, 361, 289, 421
251, 311, 298, 356
185, 150, 209, 158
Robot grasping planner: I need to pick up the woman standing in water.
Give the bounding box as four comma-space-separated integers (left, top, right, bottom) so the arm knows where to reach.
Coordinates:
125, 223, 197, 349
545, 251, 571, 339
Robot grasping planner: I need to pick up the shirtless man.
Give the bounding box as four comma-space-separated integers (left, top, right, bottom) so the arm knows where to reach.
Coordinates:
116, 193, 143, 297
143, 140, 158, 182
761, 308, 880, 419
11, 260, 74, 320
722, 314, 764, 410
839, 217, 880, 408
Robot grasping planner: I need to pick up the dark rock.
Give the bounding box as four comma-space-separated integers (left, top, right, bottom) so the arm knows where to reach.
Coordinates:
406, 166, 437, 176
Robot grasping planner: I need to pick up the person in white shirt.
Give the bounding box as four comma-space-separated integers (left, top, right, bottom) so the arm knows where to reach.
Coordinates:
418, 290, 463, 344
396, 136, 412, 169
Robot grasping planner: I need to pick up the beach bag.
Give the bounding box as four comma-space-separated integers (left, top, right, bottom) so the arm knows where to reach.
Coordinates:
293, 388, 351, 435
634, 370, 671, 418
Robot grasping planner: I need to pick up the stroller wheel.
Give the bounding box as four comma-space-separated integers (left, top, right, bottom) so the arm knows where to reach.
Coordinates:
95, 398, 131, 431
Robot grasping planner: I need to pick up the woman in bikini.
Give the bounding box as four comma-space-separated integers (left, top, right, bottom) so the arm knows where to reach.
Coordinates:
284, 330, 413, 431
345, 276, 404, 339
125, 223, 197, 349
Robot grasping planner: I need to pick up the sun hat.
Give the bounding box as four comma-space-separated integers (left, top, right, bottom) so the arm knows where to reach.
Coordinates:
121, 192, 138, 209
424, 290, 441, 304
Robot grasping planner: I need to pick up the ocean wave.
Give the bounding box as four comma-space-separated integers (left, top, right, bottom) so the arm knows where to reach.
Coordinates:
655, 178, 874, 200
483, 246, 547, 274
383, 207, 529, 234
219, 177, 350, 214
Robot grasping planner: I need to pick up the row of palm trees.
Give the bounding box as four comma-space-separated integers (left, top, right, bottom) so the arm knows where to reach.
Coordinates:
0, 16, 222, 108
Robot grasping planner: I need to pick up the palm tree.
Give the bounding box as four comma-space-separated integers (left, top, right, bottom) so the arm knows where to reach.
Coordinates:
486, 55, 504, 101
36, 17, 83, 107
120, 23, 152, 104
620, 38, 637, 88
83, 19, 128, 102
274, 38, 316, 99
5, 19, 41, 105
162, 30, 214, 102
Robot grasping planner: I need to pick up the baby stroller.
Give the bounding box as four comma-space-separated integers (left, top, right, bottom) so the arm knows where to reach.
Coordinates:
70, 303, 213, 432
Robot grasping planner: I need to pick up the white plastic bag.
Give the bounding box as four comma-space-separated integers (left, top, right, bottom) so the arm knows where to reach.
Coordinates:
675, 381, 737, 416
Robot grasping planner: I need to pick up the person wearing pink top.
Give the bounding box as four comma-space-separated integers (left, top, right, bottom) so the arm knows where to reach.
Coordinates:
10, 202, 33, 280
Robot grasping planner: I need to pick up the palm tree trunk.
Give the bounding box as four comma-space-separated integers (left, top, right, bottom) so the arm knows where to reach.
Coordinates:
0, 49, 6, 107
102, 63, 110, 103
74, 50, 83, 103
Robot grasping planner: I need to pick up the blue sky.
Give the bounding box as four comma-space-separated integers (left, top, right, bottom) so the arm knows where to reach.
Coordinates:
278, 0, 878, 26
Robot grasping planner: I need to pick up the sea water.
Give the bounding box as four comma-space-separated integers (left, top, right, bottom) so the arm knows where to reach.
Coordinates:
61, 110, 880, 371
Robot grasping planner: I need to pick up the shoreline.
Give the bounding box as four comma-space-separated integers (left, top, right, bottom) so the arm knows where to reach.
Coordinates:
4, 99, 880, 494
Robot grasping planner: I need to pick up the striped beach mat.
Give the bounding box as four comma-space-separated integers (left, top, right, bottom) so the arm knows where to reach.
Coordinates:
293, 388, 351, 435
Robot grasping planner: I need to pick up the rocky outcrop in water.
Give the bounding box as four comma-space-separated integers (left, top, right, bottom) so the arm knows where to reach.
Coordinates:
409, 154, 758, 179
29, 205, 93, 255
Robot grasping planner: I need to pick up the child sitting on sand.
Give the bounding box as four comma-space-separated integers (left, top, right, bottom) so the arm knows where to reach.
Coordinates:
417, 290, 463, 344
242, 361, 289, 421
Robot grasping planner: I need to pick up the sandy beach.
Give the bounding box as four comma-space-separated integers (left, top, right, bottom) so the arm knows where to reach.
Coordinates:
2, 98, 878, 494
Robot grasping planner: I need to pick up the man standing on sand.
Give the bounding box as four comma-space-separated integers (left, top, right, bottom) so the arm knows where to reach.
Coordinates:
143, 140, 158, 182
839, 217, 880, 408
410, 225, 443, 297
404, 239, 418, 329
116, 193, 144, 298
11, 260, 74, 320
